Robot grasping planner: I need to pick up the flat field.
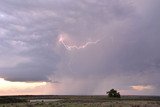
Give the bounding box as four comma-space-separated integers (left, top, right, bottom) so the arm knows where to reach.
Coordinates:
0, 95, 160, 107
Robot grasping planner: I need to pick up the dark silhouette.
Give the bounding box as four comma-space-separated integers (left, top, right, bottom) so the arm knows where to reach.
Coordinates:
106, 89, 121, 98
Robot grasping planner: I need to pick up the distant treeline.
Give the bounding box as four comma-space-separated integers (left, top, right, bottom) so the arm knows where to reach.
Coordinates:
0, 96, 27, 104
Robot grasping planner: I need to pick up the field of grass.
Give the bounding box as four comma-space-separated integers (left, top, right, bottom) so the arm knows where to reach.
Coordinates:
0, 95, 160, 107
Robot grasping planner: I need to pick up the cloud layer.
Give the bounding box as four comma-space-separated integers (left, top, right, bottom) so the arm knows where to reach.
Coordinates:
0, 0, 160, 95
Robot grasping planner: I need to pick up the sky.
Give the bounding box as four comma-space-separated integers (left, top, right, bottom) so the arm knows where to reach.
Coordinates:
0, 0, 160, 95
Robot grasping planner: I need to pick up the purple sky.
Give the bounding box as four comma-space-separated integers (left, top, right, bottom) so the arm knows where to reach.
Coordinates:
0, 0, 160, 95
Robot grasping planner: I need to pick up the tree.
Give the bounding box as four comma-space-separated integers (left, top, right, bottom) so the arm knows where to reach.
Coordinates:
106, 89, 121, 98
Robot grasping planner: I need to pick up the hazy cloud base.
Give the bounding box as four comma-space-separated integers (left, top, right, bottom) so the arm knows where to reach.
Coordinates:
0, 0, 160, 95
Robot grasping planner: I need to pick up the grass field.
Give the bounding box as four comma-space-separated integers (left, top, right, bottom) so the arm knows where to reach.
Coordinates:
0, 95, 160, 107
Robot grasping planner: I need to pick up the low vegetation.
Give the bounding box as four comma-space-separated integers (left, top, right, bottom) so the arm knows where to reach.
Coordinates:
0, 96, 27, 104
0, 95, 160, 107
0, 100, 160, 107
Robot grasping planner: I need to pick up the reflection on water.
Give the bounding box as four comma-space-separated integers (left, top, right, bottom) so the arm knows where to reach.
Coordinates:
30, 99, 61, 102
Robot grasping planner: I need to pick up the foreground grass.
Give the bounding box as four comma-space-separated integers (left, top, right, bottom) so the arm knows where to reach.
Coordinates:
0, 100, 160, 107
0, 95, 160, 107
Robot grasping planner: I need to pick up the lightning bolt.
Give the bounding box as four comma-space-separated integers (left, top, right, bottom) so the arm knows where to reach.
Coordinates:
58, 33, 100, 51
57, 33, 101, 78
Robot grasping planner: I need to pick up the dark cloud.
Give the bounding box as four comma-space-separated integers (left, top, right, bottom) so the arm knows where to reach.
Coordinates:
0, 0, 160, 95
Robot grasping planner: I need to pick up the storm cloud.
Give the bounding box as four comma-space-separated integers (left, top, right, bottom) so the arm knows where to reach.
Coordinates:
0, 0, 160, 95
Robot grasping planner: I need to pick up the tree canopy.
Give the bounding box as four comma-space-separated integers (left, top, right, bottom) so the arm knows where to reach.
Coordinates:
106, 89, 121, 98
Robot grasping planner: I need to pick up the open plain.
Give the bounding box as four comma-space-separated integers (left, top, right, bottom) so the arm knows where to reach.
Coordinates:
0, 95, 160, 107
